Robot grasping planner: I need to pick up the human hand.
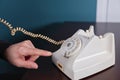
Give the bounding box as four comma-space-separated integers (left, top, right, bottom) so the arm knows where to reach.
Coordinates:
5, 40, 52, 69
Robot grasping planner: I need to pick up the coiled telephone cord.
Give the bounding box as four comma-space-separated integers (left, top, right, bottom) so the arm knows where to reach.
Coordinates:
0, 18, 64, 45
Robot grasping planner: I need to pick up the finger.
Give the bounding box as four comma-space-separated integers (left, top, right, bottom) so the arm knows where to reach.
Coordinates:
19, 47, 52, 56
33, 48, 52, 56
29, 55, 39, 61
19, 60, 38, 69
25, 40, 35, 48
21, 40, 35, 48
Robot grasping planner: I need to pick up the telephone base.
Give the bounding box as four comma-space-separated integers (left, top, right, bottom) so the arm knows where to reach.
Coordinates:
71, 54, 115, 80
52, 51, 115, 80
52, 26, 115, 80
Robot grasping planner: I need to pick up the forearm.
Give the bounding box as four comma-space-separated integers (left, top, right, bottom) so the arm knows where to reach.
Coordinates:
0, 40, 11, 60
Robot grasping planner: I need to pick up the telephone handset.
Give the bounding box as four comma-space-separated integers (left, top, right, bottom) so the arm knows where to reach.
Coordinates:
0, 18, 115, 80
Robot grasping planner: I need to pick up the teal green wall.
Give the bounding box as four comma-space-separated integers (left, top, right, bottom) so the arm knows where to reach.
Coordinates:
0, 0, 97, 73
0, 0, 97, 42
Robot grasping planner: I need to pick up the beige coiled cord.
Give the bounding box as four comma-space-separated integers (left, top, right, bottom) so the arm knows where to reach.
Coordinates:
0, 18, 64, 45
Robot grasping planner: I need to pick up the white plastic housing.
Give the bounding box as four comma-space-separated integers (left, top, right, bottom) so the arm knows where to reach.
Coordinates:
52, 26, 115, 80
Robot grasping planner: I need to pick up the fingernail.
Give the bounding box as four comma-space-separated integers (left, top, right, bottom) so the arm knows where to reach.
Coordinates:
32, 64, 38, 69
47, 52, 52, 55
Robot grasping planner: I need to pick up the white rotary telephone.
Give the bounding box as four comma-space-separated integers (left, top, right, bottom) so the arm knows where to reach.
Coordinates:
0, 18, 115, 80
52, 26, 115, 80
